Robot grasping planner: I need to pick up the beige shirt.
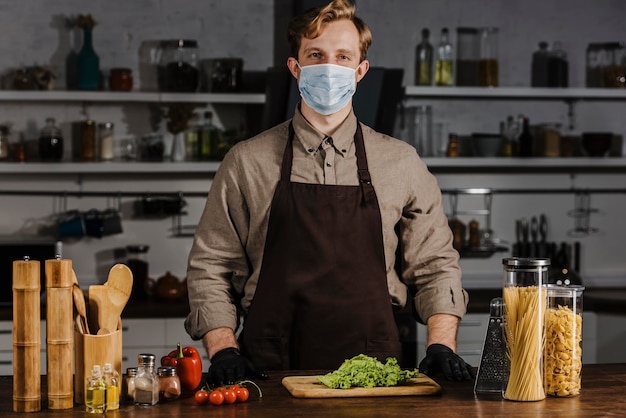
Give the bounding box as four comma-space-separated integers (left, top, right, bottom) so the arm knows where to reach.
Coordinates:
185, 107, 468, 340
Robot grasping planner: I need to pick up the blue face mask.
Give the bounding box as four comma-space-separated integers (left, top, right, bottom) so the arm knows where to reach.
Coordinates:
297, 62, 358, 115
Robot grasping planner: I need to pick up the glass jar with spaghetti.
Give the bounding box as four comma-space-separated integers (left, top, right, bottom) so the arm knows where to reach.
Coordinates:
502, 257, 550, 401
545, 284, 584, 397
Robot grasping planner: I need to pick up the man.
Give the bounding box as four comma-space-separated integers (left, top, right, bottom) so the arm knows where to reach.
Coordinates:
185, 0, 474, 384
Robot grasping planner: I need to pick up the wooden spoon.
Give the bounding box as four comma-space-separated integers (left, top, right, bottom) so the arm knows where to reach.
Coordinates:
71, 270, 90, 334
104, 264, 133, 299
89, 264, 133, 334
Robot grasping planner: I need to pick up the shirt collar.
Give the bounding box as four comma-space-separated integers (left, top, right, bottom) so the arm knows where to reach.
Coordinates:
292, 105, 357, 156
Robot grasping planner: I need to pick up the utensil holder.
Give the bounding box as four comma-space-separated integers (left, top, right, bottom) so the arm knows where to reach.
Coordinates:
74, 322, 123, 404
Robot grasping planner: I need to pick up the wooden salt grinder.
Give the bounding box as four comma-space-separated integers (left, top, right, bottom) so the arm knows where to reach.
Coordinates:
45, 258, 74, 410
12, 257, 41, 412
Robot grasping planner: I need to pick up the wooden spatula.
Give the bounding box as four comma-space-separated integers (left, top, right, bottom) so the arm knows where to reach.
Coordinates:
88, 264, 133, 334
104, 264, 133, 299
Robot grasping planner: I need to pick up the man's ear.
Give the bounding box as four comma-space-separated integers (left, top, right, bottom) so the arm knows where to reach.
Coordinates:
356, 60, 370, 83
287, 57, 300, 80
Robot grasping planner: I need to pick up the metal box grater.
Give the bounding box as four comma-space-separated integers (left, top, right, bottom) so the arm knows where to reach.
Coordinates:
473, 297, 508, 394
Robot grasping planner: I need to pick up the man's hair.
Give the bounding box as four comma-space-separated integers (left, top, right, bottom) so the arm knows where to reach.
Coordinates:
287, 0, 372, 62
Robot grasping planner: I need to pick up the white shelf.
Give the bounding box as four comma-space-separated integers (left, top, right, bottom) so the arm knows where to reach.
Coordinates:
0, 161, 221, 174
404, 86, 626, 100
1, 158, 626, 175
0, 90, 266, 104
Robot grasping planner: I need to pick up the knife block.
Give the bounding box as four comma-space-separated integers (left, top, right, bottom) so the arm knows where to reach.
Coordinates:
74, 322, 122, 404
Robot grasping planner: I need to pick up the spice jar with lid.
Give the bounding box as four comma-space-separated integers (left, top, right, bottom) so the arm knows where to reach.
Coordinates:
98, 122, 114, 161
109, 68, 133, 91
134, 354, 159, 406
123, 367, 137, 403
38, 117, 64, 162
157, 366, 181, 401
158, 39, 199, 92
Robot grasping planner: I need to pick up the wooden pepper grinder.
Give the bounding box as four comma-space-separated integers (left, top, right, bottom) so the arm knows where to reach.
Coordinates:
12, 257, 41, 412
45, 257, 74, 410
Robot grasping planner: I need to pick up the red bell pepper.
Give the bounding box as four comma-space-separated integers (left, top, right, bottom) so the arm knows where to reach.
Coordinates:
161, 343, 203, 391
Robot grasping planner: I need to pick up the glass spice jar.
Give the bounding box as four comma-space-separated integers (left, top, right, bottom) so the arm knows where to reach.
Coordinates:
134, 354, 159, 406
123, 367, 137, 403
157, 366, 181, 401
109, 68, 133, 91
80, 119, 97, 161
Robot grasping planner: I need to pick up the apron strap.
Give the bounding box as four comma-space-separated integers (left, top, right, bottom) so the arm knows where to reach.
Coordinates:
284, 121, 376, 205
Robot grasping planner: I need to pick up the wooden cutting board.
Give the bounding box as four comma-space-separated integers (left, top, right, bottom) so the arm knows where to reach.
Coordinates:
282, 374, 441, 398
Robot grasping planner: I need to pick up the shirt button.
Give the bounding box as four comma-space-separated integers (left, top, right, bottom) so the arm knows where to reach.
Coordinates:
326, 162, 332, 167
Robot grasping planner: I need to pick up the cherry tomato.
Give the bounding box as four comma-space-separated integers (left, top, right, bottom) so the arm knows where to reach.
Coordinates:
209, 389, 224, 406
194, 389, 210, 405
222, 388, 237, 404
236, 387, 249, 402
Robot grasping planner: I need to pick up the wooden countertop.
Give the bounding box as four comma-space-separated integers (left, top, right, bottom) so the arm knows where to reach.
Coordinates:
1, 287, 626, 321
1, 364, 625, 417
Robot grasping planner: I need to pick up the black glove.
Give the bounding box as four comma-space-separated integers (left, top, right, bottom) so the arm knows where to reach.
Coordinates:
418, 343, 476, 381
208, 347, 267, 385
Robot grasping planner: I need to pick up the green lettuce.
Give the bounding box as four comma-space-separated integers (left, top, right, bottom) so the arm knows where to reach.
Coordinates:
317, 354, 420, 389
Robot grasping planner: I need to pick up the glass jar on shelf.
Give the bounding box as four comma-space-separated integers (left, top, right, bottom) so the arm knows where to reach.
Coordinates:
158, 39, 199, 92
38, 117, 64, 162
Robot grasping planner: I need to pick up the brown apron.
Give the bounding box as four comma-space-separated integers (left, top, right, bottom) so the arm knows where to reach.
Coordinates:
240, 122, 401, 370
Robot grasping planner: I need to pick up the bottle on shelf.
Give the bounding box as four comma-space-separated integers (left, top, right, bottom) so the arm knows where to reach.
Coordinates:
414, 28, 434, 86
85, 365, 107, 414
548, 41, 569, 87
38, 117, 64, 162
435, 28, 454, 86
519, 116, 534, 157
531, 41, 550, 87
103, 363, 120, 410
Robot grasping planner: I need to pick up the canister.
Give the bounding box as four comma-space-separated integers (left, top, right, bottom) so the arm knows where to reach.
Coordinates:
456, 27, 480, 86
479, 27, 499, 87
544, 284, 584, 397
502, 257, 549, 401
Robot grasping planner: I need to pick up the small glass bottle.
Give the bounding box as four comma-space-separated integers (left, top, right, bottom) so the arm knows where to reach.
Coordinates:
85, 365, 107, 414
531, 41, 550, 87
0, 125, 9, 161
123, 367, 137, 403
545, 284, 584, 397
38, 117, 64, 162
98, 122, 115, 161
446, 133, 460, 157
103, 363, 120, 410
548, 41, 569, 87
157, 366, 181, 401
80, 119, 97, 161
414, 28, 433, 86
134, 354, 159, 406
502, 257, 550, 402
435, 28, 454, 86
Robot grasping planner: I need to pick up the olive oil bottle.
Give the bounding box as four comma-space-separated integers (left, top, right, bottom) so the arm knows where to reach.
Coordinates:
85, 365, 107, 414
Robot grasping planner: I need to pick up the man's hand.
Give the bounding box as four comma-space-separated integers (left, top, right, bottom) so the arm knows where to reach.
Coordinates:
418, 343, 476, 381
208, 347, 267, 385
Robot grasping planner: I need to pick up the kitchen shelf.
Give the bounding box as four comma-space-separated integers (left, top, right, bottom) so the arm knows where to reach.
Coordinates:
0, 90, 266, 104
404, 86, 626, 100
2, 158, 626, 175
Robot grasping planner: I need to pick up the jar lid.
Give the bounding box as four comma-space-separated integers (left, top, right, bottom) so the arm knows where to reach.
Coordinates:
547, 283, 585, 297
158, 366, 177, 377
138, 353, 156, 365
162, 39, 198, 48
503, 257, 551, 267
